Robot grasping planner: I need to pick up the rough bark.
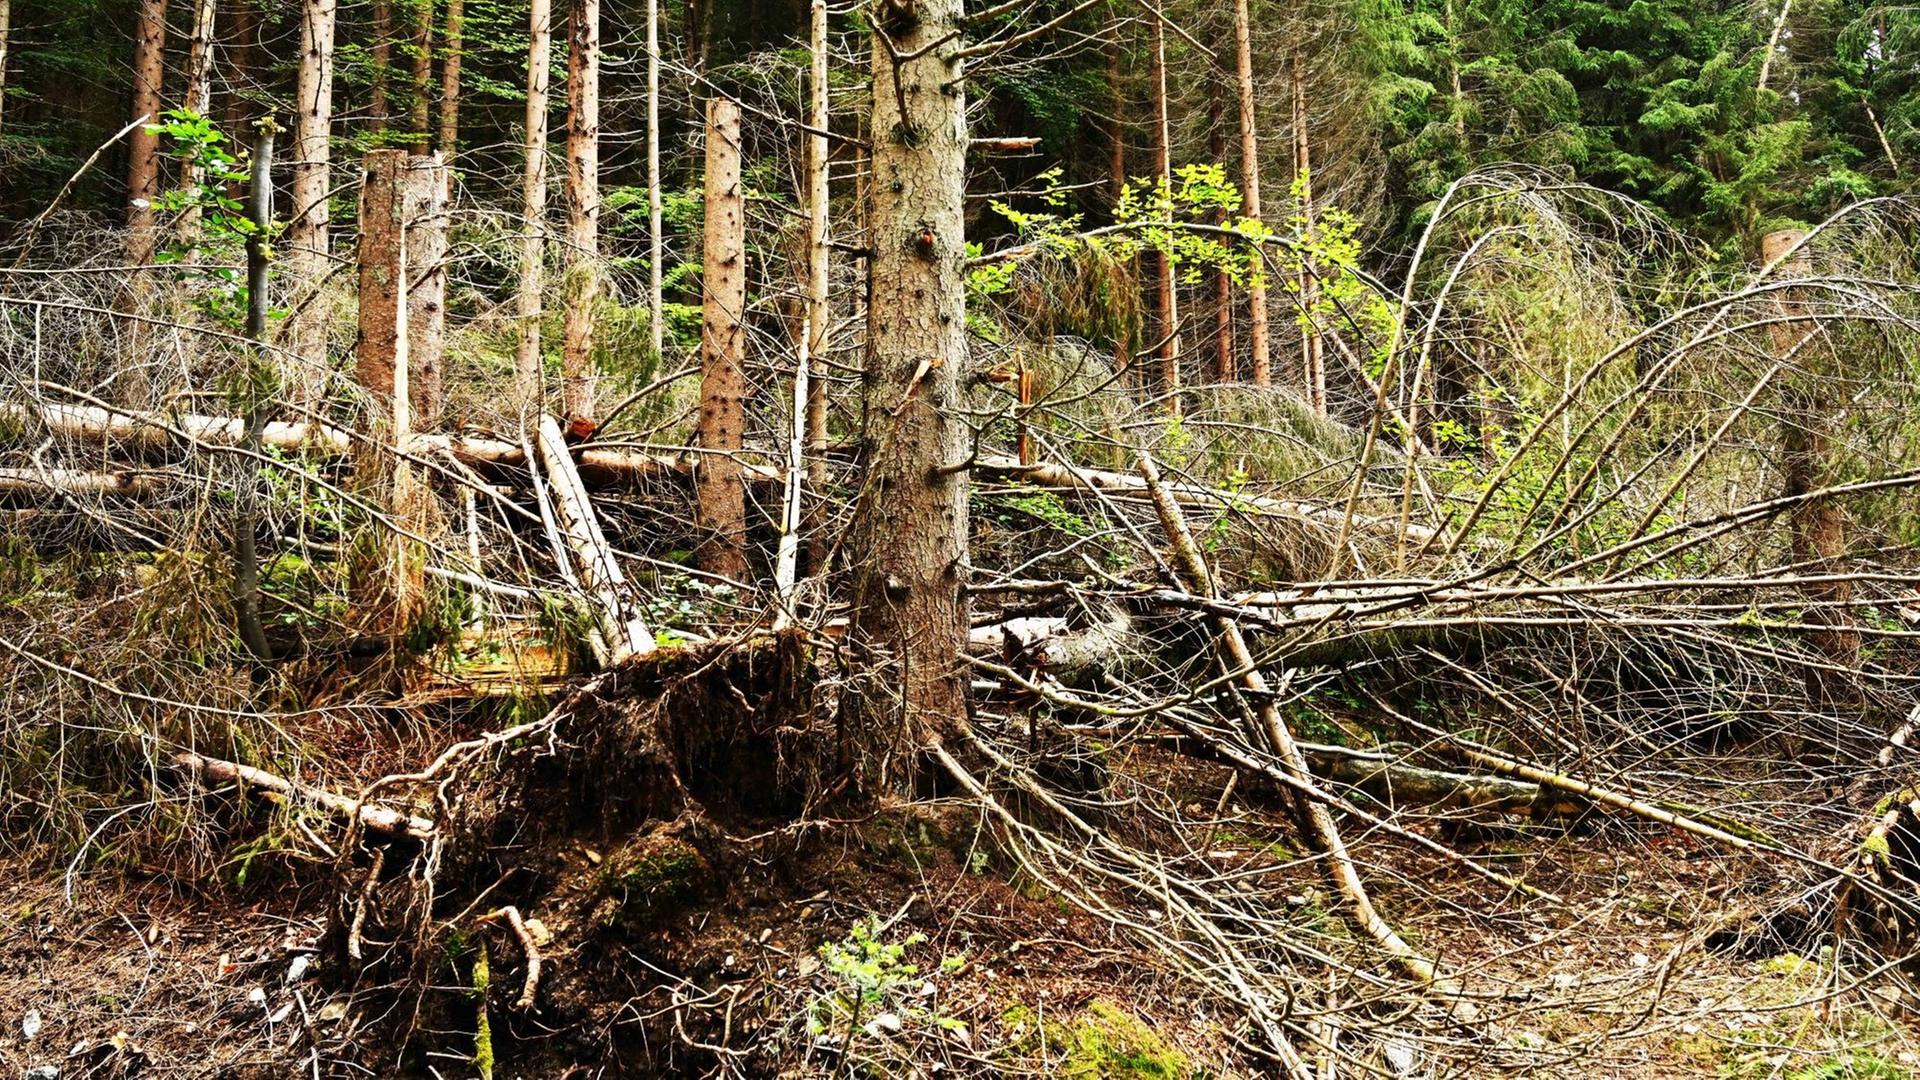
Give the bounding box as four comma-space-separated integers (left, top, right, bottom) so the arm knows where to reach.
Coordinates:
1107, 20, 1130, 382
176, 0, 220, 245
695, 98, 749, 580
289, 0, 338, 395
850, 0, 972, 791
404, 154, 449, 429
408, 0, 434, 153
800, 0, 831, 578
0, 0, 11, 138
562, 0, 601, 420
1148, 14, 1179, 410
437, 0, 463, 158
1208, 75, 1234, 384
1291, 21, 1324, 414
356, 151, 410, 432
125, 0, 167, 267
370, 0, 392, 131
1233, 0, 1270, 386
223, 1, 257, 135
515, 0, 553, 403
646, 0, 664, 363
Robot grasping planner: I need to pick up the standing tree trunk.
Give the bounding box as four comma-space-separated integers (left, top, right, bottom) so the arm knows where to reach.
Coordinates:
1208, 75, 1234, 384
695, 98, 748, 579
1291, 22, 1324, 415
1148, 14, 1179, 412
176, 0, 220, 246
405, 153, 449, 428
515, 0, 553, 403
354, 149, 426, 631
370, 0, 392, 132
0, 0, 11, 139
849, 0, 972, 791
1233, 0, 1270, 386
125, 0, 167, 267
796, 0, 831, 584
235, 119, 277, 663
223, 0, 258, 136
1763, 229, 1859, 703
646, 0, 664, 363
289, 0, 338, 396
562, 0, 601, 420
1108, 18, 1130, 383
408, 0, 434, 154
438, 0, 463, 159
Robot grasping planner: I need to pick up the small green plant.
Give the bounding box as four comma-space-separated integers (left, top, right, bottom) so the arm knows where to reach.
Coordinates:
810, 917, 969, 1050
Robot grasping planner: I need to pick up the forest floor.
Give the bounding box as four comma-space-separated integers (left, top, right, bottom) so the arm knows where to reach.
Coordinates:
0, 755, 1913, 1079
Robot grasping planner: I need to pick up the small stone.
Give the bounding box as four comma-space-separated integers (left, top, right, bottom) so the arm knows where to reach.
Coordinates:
22, 1008, 42, 1040
284, 955, 312, 985
864, 1012, 902, 1037
246, 987, 267, 1008
24, 1066, 58, 1080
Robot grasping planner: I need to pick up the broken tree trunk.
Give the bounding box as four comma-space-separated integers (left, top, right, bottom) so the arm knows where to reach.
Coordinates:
404, 153, 450, 429
535, 414, 655, 665
695, 97, 749, 580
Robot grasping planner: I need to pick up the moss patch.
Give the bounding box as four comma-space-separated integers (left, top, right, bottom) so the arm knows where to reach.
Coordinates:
1001, 999, 1191, 1078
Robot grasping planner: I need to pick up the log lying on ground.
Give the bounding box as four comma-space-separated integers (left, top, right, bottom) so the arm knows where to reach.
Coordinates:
3, 401, 1427, 538
0, 466, 171, 497
173, 750, 435, 839
969, 608, 1132, 684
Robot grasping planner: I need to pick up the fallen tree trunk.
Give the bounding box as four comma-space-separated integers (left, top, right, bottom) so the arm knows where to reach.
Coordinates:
173, 750, 435, 839
536, 414, 655, 665
3, 401, 1422, 538
0, 466, 169, 496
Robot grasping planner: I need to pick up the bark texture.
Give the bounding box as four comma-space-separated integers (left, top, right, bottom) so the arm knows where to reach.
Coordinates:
695, 98, 749, 580
1148, 14, 1179, 409
370, 0, 392, 131
289, 0, 338, 393
404, 154, 449, 429
1233, 0, 1270, 385
850, 0, 973, 791
562, 0, 601, 420
515, 0, 553, 402
437, 0, 463, 157
125, 0, 167, 266
408, 0, 434, 152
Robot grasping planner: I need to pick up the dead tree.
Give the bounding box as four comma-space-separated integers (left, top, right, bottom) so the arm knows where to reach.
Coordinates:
1147, 12, 1180, 410
0, 0, 11, 138
562, 0, 600, 420
515, 0, 553, 402
1291, 3, 1324, 414
408, 0, 433, 153
1233, 0, 1270, 385
405, 154, 449, 428
849, 0, 973, 790
1765, 228, 1859, 702
289, 0, 338, 398
370, 0, 393, 131
437, 0, 463, 158
176, 0, 219, 245
125, 0, 166, 268
353, 150, 429, 629
695, 98, 749, 579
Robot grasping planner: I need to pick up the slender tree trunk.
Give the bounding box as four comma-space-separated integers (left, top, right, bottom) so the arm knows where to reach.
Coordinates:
235, 119, 276, 663
515, 0, 553, 403
1763, 229, 1858, 703
223, 0, 257, 135
849, 0, 972, 791
562, 0, 601, 420
646, 0, 664, 362
1233, 0, 1270, 386
1291, 25, 1324, 415
1108, 18, 1130, 383
289, 0, 338, 395
0, 0, 11, 139
125, 0, 167, 267
370, 0, 392, 132
1148, 14, 1179, 412
1209, 76, 1234, 384
177, 0, 220, 245
438, 0, 463, 158
800, 0, 831, 576
696, 98, 749, 579
408, 0, 434, 153
405, 153, 449, 429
